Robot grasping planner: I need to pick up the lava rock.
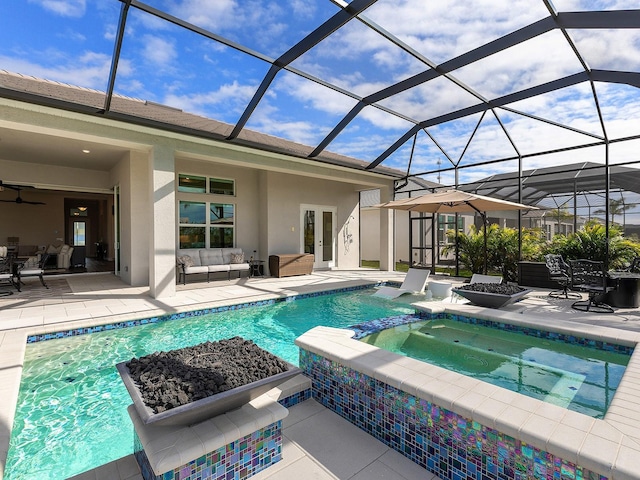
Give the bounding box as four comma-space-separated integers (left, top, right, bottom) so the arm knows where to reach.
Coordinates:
125, 337, 289, 414
457, 283, 525, 295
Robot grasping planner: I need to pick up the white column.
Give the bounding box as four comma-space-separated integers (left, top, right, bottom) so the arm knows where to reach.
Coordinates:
148, 145, 176, 298
379, 186, 394, 271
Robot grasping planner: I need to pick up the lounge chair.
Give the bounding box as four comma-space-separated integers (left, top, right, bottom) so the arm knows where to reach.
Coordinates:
374, 268, 430, 299
469, 274, 503, 284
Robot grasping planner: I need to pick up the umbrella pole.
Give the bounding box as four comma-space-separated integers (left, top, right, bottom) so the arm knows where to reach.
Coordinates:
483, 214, 487, 274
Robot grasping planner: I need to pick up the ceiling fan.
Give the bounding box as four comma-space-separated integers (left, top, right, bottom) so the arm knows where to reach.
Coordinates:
0, 181, 46, 205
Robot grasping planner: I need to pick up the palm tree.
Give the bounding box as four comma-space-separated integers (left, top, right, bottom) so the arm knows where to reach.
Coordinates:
594, 198, 636, 226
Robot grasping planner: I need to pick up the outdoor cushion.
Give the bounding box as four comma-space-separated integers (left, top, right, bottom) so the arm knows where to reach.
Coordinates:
230, 252, 245, 264
176, 249, 202, 266
221, 248, 244, 264
177, 255, 194, 267
200, 249, 224, 266
207, 264, 230, 273
47, 244, 60, 254
229, 263, 250, 272
184, 265, 209, 275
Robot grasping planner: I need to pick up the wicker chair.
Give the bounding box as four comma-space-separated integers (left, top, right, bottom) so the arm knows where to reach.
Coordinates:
544, 254, 580, 299
569, 259, 614, 313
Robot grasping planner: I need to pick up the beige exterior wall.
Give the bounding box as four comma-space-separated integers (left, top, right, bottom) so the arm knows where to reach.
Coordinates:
360, 208, 412, 265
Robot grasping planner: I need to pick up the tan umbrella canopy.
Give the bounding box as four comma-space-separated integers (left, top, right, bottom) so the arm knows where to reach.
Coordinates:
376, 189, 538, 274
375, 189, 537, 214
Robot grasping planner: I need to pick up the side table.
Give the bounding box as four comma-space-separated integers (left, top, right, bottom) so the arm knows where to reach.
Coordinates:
250, 260, 264, 277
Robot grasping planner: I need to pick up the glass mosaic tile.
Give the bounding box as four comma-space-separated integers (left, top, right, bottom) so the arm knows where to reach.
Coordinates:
300, 349, 609, 480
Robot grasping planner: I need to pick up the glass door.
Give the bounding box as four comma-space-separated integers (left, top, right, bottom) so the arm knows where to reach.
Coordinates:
301, 205, 336, 269
114, 184, 121, 276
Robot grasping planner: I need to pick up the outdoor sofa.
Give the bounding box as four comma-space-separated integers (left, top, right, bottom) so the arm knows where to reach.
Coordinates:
176, 248, 249, 284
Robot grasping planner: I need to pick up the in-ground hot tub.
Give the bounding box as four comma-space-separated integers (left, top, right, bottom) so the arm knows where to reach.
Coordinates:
295, 304, 640, 480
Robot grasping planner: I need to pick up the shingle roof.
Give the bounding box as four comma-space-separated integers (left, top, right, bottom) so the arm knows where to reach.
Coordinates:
0, 70, 405, 178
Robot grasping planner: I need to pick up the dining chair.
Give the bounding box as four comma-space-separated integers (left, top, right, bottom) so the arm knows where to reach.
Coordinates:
17, 252, 50, 289
544, 254, 580, 299
569, 259, 614, 313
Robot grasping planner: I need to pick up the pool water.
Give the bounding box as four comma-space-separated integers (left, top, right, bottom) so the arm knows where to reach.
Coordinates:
6, 289, 417, 480
361, 319, 630, 418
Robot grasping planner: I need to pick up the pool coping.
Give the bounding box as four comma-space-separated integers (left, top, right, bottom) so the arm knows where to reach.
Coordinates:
295, 301, 640, 480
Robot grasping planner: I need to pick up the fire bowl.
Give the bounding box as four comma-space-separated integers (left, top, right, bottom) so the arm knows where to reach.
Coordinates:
117, 340, 301, 426
452, 287, 532, 309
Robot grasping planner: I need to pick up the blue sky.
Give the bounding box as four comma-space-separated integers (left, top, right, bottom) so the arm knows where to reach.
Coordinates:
2, 0, 640, 187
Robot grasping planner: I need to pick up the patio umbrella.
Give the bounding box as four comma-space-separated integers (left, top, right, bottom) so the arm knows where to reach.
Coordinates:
376, 189, 538, 273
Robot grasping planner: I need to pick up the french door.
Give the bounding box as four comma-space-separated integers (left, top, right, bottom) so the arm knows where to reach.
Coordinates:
114, 184, 121, 276
301, 205, 336, 269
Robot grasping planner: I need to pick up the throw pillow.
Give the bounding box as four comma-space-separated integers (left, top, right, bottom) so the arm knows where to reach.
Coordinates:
177, 255, 194, 267
230, 252, 245, 264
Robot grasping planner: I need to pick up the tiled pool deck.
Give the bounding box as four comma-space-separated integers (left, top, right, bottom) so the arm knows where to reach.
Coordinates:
2, 270, 640, 480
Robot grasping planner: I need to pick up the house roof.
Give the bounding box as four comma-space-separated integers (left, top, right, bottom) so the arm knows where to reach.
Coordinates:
0, 70, 404, 179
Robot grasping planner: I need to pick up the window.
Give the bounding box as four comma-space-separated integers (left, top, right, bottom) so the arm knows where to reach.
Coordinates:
209, 178, 234, 196
178, 174, 206, 193
73, 221, 86, 246
178, 201, 235, 248
179, 201, 206, 248
210, 203, 234, 248
178, 174, 235, 195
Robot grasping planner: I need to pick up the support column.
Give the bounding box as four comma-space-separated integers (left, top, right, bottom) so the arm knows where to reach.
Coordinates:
379, 186, 394, 271
149, 145, 176, 298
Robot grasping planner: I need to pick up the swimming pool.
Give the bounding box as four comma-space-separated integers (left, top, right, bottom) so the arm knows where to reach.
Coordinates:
360, 318, 630, 418
5, 288, 418, 480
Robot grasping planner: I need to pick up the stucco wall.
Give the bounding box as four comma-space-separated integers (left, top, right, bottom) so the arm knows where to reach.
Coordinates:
265, 172, 361, 270
175, 158, 262, 257
109, 151, 152, 287
360, 207, 412, 265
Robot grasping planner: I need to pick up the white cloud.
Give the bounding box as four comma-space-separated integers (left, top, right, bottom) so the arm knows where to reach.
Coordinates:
169, 0, 237, 31
29, 0, 86, 17
141, 35, 177, 66
163, 81, 257, 117
0, 52, 112, 90
572, 30, 640, 71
